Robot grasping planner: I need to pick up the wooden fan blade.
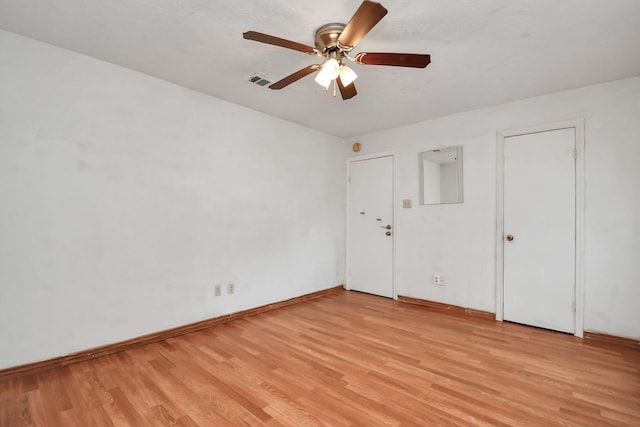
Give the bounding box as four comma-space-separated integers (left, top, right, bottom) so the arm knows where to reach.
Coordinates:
356, 52, 431, 68
269, 65, 320, 90
337, 76, 357, 100
243, 31, 316, 54
337, 1, 388, 49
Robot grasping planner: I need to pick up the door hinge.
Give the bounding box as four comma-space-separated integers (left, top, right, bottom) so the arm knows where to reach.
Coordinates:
573, 149, 577, 160
572, 301, 576, 312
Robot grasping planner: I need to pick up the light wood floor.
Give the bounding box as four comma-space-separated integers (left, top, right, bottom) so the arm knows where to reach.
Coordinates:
1, 290, 639, 426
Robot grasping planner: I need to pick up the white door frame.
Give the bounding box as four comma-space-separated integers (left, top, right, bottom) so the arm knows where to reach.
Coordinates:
346, 151, 397, 299
495, 119, 585, 337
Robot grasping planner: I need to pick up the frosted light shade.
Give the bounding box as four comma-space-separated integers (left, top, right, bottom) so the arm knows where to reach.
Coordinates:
315, 58, 340, 87
339, 65, 358, 86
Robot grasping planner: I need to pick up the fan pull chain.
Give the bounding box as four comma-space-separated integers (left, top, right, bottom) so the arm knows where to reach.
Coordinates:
333, 79, 337, 97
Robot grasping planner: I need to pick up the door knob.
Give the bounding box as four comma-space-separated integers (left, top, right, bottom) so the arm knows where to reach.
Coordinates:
381, 224, 392, 230
386, 231, 392, 236
506, 234, 514, 241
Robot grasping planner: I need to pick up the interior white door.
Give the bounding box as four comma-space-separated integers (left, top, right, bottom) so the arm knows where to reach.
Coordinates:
503, 128, 576, 333
347, 155, 394, 298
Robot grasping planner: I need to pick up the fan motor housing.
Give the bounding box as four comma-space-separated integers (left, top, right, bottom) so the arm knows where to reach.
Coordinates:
314, 23, 346, 53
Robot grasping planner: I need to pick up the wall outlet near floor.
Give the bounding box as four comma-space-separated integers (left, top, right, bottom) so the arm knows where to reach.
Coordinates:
227, 283, 235, 294
214, 284, 222, 296
433, 274, 444, 286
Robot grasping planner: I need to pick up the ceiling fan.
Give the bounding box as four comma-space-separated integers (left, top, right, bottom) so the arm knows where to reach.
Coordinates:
243, 0, 431, 100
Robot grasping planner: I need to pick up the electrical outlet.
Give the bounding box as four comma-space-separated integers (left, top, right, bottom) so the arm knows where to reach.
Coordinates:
214, 284, 222, 296
433, 274, 442, 285
227, 283, 235, 294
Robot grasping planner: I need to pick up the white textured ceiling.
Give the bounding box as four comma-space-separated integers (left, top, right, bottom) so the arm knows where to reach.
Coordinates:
1, 0, 639, 138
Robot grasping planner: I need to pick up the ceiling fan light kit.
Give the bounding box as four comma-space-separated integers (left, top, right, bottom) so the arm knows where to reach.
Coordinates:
242, 0, 431, 100
315, 54, 341, 88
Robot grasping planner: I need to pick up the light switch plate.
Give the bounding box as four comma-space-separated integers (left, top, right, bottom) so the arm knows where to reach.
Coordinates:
403, 199, 412, 208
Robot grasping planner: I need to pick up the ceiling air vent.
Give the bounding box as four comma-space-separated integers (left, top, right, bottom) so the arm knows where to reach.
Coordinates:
248, 74, 271, 88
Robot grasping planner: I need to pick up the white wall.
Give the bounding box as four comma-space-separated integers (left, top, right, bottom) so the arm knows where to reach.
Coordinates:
350, 76, 640, 340
0, 30, 346, 369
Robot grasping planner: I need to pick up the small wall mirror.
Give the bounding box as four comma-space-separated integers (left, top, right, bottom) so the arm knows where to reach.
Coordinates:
420, 146, 463, 205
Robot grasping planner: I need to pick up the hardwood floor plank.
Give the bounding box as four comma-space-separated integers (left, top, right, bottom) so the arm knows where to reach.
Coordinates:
1, 290, 639, 426
24, 389, 52, 427
146, 359, 235, 425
